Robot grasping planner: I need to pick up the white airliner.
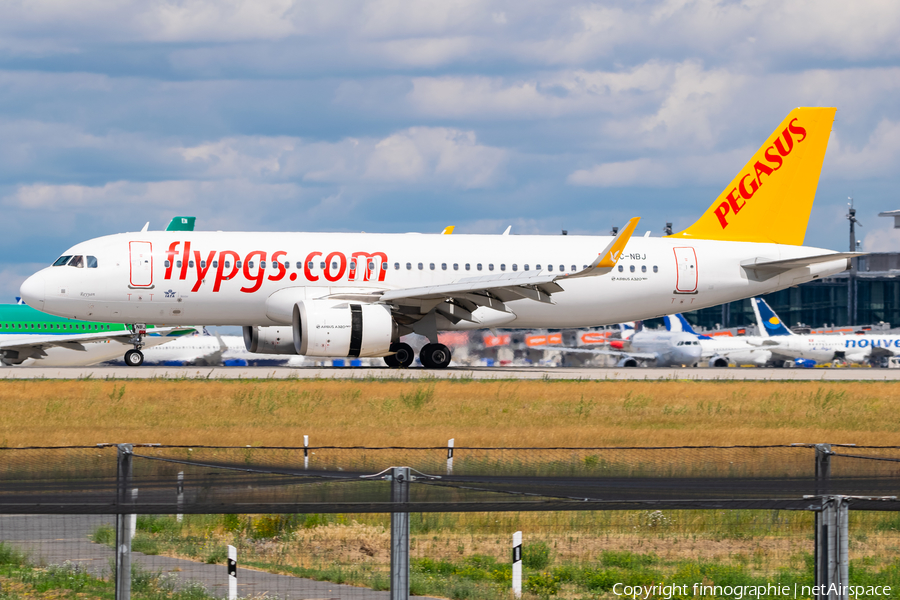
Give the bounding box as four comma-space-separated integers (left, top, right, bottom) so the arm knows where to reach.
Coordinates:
582, 322, 703, 367
752, 297, 900, 366
664, 314, 771, 367
20, 108, 861, 368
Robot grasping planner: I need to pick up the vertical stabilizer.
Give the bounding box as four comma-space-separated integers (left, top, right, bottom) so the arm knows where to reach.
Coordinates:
670, 107, 836, 245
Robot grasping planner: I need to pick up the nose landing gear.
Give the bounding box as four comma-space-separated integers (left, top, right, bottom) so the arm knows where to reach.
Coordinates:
125, 324, 146, 367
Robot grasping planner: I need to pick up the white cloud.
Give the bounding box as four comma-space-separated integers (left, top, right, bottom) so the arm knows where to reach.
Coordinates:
826, 119, 900, 179
863, 226, 900, 253
568, 146, 752, 188
180, 127, 506, 188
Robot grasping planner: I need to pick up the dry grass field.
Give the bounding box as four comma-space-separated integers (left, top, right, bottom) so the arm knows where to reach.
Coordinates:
2, 379, 898, 598
0, 379, 897, 447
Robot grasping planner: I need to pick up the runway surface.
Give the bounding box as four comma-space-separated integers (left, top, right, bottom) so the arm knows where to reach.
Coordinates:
4, 365, 900, 380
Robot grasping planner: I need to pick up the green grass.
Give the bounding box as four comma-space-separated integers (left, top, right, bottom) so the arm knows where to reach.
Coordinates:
0, 541, 220, 600
86, 512, 900, 600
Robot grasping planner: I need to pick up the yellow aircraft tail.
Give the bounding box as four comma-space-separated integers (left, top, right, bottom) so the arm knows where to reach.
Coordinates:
669, 107, 836, 246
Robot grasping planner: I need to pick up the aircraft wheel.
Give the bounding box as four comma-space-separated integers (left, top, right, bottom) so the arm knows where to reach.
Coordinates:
384, 353, 399, 368
390, 342, 415, 368
125, 349, 144, 367
420, 343, 451, 369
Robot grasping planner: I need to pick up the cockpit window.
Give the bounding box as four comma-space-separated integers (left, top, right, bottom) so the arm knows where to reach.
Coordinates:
87, 256, 98, 268
68, 255, 84, 268
53, 256, 72, 267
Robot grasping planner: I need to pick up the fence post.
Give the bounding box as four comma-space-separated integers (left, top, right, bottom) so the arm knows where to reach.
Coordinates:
816, 496, 849, 600
814, 444, 832, 600
304, 435, 309, 470
390, 467, 410, 600
115, 444, 133, 600
227, 545, 237, 600
447, 439, 454, 475
512, 531, 522, 598
176, 472, 184, 522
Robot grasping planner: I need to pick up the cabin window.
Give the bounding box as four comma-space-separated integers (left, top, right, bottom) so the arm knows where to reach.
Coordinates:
441, 263, 447, 270
559, 265, 565, 272
524, 264, 529, 271
53, 256, 72, 267
500, 264, 506, 271
465, 264, 471, 271
512, 264, 517, 271
164, 260, 170, 268
212, 260, 218, 269
572, 265, 577, 272
629, 265, 635, 273
200, 260, 206, 269
418, 263, 424, 270
369, 262, 375, 270
641, 265, 647, 273
307, 261, 314, 269
87, 256, 98, 268
477, 264, 482, 271
618, 265, 623, 272
189, 260, 195, 268
295, 262, 302, 269
653, 266, 658, 273
320, 262, 326, 269
453, 264, 459, 271
489, 264, 494, 271
224, 261, 230, 269
382, 262, 388, 270
349, 261, 357, 270
407, 263, 412, 270
261, 261, 267, 269
331, 262, 337, 270
548, 265, 553, 272
394, 263, 400, 270
430, 263, 435, 270
176, 260, 182, 268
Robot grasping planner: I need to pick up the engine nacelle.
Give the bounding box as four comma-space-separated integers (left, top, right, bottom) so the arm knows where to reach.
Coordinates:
708, 355, 729, 368
243, 326, 298, 354
292, 301, 395, 357
616, 357, 639, 367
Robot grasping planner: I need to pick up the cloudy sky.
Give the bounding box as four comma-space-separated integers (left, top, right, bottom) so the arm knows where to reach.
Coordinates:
3, 0, 900, 299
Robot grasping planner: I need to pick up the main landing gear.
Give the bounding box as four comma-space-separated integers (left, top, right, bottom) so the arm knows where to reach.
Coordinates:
384, 342, 415, 368
383, 342, 452, 369
125, 324, 146, 367
419, 343, 452, 369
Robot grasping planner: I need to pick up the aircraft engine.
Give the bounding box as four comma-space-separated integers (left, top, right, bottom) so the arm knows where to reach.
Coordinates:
616, 357, 639, 367
292, 300, 395, 357
243, 326, 298, 354
708, 355, 729, 368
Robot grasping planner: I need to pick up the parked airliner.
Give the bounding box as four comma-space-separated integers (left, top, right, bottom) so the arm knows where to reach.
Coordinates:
20, 108, 860, 367
752, 297, 900, 366
664, 314, 771, 367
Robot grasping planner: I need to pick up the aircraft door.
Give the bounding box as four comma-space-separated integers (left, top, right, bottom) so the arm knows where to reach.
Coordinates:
129, 241, 153, 287
673, 247, 698, 294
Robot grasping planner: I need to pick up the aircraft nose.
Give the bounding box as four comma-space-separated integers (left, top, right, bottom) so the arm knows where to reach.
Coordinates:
19, 271, 46, 310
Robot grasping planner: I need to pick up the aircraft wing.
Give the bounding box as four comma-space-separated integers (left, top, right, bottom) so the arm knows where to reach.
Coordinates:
741, 252, 864, 281
0, 327, 195, 353
330, 218, 640, 324
545, 346, 659, 361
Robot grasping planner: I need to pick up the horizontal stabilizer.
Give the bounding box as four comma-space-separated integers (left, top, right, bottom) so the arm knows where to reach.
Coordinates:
741, 252, 863, 281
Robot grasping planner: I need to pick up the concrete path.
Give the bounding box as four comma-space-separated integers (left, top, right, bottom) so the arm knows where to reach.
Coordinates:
0, 515, 425, 599
4, 365, 900, 380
